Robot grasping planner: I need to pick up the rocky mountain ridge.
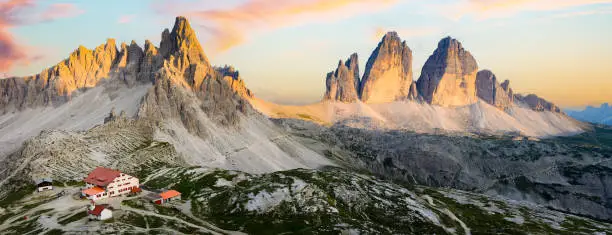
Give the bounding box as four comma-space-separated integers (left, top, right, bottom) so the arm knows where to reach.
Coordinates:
0, 16, 335, 173
322, 33, 562, 113
567, 103, 612, 125
0, 17, 252, 116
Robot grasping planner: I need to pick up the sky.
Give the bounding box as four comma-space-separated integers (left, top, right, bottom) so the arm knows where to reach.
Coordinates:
1, 0, 611, 108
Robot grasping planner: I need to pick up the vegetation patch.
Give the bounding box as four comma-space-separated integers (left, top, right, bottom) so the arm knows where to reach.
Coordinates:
0, 181, 35, 207
121, 199, 146, 210
119, 211, 147, 228
58, 211, 86, 225
44, 228, 64, 235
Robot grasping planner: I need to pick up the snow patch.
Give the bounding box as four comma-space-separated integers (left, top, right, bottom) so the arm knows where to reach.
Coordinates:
505, 215, 525, 224
215, 178, 233, 187
245, 188, 291, 213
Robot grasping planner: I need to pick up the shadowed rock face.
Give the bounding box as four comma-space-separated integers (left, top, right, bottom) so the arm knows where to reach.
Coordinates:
515, 94, 562, 113
324, 53, 360, 102
416, 37, 478, 107
359, 32, 414, 103
476, 70, 514, 110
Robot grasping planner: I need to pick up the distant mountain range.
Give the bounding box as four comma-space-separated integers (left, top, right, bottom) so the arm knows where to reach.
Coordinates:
567, 103, 612, 125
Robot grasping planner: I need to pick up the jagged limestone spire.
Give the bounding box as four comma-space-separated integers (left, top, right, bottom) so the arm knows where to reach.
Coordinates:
359, 31, 414, 103
160, 16, 209, 65
416, 36, 478, 107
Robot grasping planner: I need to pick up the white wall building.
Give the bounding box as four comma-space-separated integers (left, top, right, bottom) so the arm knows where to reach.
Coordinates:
88, 204, 112, 221
35, 178, 53, 192
81, 167, 139, 201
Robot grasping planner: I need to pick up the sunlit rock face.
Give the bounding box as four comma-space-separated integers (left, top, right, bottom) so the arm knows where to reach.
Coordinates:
157, 16, 214, 89
138, 17, 255, 136
476, 70, 514, 110
416, 37, 478, 107
359, 32, 414, 103
324, 53, 361, 102
514, 94, 562, 113
0, 38, 131, 111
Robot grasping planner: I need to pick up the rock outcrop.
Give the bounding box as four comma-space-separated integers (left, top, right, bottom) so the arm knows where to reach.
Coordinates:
158, 16, 213, 89
0, 39, 118, 111
359, 32, 414, 103
475, 70, 514, 110
138, 17, 254, 135
514, 94, 562, 113
416, 37, 478, 107
0, 38, 152, 112
323, 53, 360, 102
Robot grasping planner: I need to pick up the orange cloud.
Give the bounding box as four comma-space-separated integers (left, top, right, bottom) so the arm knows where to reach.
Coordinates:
188, 0, 398, 53
440, 0, 612, 20
0, 0, 84, 72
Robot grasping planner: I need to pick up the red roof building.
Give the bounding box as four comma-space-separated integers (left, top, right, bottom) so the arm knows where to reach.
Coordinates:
88, 205, 107, 216
84, 167, 121, 187
81, 167, 140, 201
151, 190, 182, 204
160, 190, 181, 200
87, 204, 112, 220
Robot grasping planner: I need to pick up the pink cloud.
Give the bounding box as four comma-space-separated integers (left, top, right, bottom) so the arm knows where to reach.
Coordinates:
117, 14, 135, 24
179, 0, 398, 53
40, 3, 85, 22
0, 0, 33, 72
0, 0, 84, 72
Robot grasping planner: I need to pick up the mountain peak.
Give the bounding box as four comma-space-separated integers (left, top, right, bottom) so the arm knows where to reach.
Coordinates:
416, 36, 478, 106
159, 16, 209, 65
103, 38, 116, 48
476, 70, 514, 110
382, 31, 400, 40
359, 31, 413, 103
438, 36, 461, 49
324, 53, 361, 102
